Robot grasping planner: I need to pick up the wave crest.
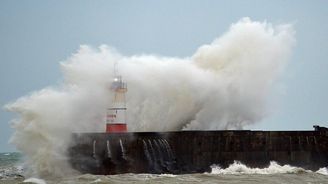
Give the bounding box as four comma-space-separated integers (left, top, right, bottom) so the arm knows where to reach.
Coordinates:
209, 161, 309, 175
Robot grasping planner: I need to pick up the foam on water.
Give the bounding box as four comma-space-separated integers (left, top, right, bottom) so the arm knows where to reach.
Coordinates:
0, 153, 24, 180
0, 165, 24, 180
316, 167, 328, 175
23, 177, 47, 184
209, 161, 309, 175
91, 178, 102, 183
159, 173, 177, 177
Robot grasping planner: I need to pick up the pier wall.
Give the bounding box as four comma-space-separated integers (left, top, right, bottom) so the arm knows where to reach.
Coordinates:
68, 127, 328, 174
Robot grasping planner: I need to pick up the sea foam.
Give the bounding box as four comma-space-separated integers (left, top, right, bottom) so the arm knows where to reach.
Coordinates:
209, 161, 309, 175
23, 177, 47, 184
316, 167, 328, 175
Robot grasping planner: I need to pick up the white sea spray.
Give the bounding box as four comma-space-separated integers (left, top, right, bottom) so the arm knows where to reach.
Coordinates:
209, 161, 308, 175
5, 17, 295, 177
23, 177, 47, 184
316, 167, 328, 175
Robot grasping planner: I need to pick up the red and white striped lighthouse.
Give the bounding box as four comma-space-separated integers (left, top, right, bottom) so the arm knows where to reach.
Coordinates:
106, 75, 128, 133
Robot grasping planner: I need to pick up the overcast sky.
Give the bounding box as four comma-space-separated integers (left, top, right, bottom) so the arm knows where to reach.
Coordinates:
0, 0, 327, 152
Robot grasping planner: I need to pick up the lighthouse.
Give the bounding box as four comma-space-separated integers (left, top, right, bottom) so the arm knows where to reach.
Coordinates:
106, 75, 128, 133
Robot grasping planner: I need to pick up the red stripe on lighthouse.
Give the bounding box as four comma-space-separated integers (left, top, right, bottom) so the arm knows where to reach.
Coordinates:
106, 123, 127, 133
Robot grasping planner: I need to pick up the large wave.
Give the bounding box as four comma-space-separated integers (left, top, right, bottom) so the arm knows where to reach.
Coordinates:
5, 18, 295, 177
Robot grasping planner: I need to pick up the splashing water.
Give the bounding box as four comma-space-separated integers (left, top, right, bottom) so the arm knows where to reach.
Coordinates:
142, 140, 153, 164
162, 139, 174, 160
106, 140, 111, 158
209, 161, 309, 175
119, 139, 127, 160
92, 140, 96, 159
5, 17, 295, 177
23, 177, 47, 184
316, 167, 328, 175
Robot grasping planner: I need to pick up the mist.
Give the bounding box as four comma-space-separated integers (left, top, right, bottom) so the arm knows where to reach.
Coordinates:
5, 17, 295, 177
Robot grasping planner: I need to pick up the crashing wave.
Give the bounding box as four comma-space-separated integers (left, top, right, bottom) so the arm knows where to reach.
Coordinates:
316, 167, 328, 175
209, 161, 309, 175
6, 18, 295, 177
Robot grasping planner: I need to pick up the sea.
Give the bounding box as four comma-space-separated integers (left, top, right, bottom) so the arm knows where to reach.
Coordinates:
1, 152, 328, 184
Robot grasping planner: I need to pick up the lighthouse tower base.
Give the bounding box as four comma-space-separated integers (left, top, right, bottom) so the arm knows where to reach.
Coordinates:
106, 123, 127, 133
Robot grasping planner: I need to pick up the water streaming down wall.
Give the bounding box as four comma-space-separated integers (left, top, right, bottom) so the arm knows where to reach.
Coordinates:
140, 139, 176, 172
142, 140, 153, 167
69, 126, 328, 175
119, 139, 127, 160
106, 140, 111, 158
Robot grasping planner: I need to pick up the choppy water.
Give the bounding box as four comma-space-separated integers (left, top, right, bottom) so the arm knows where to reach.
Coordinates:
1, 152, 328, 184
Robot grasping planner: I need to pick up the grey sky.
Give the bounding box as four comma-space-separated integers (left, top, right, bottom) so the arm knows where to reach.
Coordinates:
0, 0, 327, 152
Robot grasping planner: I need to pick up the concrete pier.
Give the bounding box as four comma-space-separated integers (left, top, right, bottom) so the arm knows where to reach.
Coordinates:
68, 126, 328, 174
